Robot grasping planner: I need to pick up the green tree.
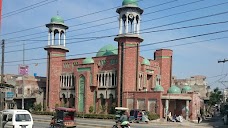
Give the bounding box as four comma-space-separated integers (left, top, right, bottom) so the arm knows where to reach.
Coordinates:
207, 87, 223, 114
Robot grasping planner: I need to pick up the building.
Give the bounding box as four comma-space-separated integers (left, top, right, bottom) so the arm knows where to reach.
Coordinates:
223, 88, 228, 103
45, 0, 202, 121
0, 83, 14, 110
2, 74, 46, 110
173, 75, 211, 99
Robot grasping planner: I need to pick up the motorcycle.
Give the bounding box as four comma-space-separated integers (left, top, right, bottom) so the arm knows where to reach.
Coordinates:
112, 121, 131, 128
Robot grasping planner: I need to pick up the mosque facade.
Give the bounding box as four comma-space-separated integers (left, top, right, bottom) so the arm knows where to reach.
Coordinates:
44, 0, 202, 121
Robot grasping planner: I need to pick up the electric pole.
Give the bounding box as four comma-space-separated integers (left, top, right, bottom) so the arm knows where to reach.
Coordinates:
1, 39, 4, 83
22, 42, 25, 110
0, 39, 4, 110
218, 59, 228, 88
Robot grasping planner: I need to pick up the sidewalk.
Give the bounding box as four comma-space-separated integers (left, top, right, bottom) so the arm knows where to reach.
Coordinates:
149, 113, 226, 128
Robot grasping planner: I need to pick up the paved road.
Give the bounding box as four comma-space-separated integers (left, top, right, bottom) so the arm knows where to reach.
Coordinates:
32, 113, 227, 128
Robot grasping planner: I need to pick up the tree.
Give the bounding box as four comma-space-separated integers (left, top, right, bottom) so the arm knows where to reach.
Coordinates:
207, 87, 223, 114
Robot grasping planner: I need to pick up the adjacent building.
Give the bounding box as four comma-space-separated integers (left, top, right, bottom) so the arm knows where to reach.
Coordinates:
45, 0, 202, 121
1, 74, 46, 110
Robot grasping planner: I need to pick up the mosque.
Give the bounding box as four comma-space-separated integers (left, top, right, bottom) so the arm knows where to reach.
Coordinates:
44, 0, 202, 121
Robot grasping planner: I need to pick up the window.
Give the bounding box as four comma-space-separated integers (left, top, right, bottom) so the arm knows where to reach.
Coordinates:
15, 114, 31, 122
7, 114, 13, 121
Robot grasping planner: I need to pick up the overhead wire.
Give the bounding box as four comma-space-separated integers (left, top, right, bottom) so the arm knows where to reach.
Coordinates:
4, 9, 228, 52
0, 0, 144, 37
2, 0, 56, 18
3, 28, 228, 63
5, 0, 227, 45
2, 0, 177, 43
3, 0, 198, 41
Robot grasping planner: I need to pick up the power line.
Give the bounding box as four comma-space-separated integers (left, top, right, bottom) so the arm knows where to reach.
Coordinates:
3, 29, 228, 64
4, 9, 228, 51
2, 0, 55, 17
0, 0, 144, 37
2, 0, 200, 40
4, 19, 228, 53
4, 35, 228, 68
6, 19, 228, 43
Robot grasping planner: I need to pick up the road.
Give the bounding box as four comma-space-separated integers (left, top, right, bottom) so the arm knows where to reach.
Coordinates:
32, 115, 179, 128
32, 113, 227, 128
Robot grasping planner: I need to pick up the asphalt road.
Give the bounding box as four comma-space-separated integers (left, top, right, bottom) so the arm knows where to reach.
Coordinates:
32, 115, 182, 128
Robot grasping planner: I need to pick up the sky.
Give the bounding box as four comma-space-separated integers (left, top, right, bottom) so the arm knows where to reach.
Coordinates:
1, 0, 228, 90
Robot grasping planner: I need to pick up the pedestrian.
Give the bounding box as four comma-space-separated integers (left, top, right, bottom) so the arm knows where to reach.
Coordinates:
197, 113, 201, 123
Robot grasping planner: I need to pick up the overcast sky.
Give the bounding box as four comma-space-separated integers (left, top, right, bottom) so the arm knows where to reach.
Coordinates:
1, 0, 228, 89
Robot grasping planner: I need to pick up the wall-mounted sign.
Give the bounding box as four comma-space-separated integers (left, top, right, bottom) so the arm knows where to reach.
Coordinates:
5, 91, 14, 100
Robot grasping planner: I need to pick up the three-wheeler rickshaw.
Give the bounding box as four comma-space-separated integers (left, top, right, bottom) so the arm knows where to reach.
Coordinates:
129, 109, 149, 123
50, 107, 77, 128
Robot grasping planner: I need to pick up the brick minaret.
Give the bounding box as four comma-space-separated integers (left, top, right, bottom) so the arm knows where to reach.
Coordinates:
114, 0, 143, 107
154, 49, 173, 93
44, 15, 69, 111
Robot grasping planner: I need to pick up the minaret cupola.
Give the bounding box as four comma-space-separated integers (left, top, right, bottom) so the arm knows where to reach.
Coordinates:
46, 15, 69, 47
117, 0, 143, 35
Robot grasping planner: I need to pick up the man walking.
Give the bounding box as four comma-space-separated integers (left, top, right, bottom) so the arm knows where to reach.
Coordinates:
197, 113, 201, 123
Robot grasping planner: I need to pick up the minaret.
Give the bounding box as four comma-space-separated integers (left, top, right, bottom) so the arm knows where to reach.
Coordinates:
44, 15, 69, 111
115, 0, 143, 107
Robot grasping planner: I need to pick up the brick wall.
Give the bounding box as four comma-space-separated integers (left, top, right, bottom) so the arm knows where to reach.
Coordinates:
45, 47, 68, 111
154, 49, 173, 93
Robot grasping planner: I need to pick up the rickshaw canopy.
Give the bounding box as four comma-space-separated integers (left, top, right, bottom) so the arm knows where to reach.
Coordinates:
115, 107, 129, 111
55, 107, 76, 112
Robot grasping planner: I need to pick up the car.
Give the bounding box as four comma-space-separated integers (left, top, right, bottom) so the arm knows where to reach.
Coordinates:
1, 109, 34, 128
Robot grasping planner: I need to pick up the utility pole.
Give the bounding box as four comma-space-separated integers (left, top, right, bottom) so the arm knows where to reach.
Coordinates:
218, 59, 228, 88
22, 43, 25, 110
0, 39, 4, 110
1, 39, 4, 83
218, 59, 228, 63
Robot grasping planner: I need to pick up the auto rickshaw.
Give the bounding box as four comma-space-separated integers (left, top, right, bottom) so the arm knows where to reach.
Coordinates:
129, 109, 149, 123
114, 107, 129, 121
113, 107, 131, 128
50, 107, 77, 128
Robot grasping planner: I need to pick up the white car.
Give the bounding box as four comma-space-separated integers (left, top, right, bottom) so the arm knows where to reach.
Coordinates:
1, 109, 34, 128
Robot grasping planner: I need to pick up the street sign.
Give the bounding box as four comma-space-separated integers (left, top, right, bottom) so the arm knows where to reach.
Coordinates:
19, 65, 29, 75
5, 91, 14, 100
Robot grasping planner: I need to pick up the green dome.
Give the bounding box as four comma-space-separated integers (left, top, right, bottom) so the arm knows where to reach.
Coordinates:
154, 84, 164, 92
83, 57, 94, 64
122, 0, 138, 6
142, 58, 150, 66
168, 85, 181, 94
182, 85, 192, 93
51, 15, 64, 24
96, 44, 118, 57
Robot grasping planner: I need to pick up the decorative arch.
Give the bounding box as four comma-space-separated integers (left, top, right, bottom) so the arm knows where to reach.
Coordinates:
78, 75, 85, 112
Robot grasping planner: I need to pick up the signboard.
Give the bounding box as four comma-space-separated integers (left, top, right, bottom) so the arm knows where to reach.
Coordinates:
5, 91, 14, 100
19, 65, 29, 75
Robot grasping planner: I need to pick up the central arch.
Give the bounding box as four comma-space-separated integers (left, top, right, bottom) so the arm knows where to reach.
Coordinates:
78, 76, 85, 112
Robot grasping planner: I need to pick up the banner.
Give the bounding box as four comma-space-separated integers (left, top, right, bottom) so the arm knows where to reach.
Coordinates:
19, 65, 29, 75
